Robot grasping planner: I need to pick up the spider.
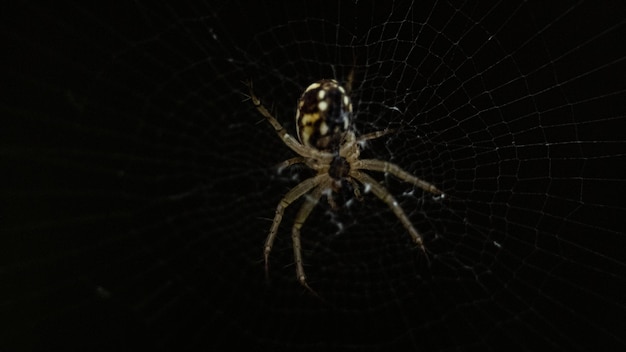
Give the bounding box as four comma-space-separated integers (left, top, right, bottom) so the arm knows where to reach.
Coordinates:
247, 78, 442, 292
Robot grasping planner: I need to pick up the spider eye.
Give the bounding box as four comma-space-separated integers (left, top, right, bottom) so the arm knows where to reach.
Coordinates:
296, 79, 353, 151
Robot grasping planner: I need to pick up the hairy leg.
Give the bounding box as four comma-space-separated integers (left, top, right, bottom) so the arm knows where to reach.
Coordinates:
350, 171, 428, 255
264, 174, 325, 278
355, 159, 442, 195
291, 180, 327, 293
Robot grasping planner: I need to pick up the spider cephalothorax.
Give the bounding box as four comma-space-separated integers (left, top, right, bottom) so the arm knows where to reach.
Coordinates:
247, 78, 442, 292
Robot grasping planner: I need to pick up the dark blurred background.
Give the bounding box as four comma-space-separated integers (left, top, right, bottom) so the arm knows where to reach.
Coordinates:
2, 1, 626, 351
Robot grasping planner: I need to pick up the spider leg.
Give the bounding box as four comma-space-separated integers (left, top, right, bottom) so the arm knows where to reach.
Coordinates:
291, 180, 327, 293
356, 129, 396, 143
275, 157, 306, 173
345, 64, 355, 95
265, 174, 325, 279
246, 81, 332, 161
348, 178, 363, 201
355, 159, 443, 195
350, 171, 428, 256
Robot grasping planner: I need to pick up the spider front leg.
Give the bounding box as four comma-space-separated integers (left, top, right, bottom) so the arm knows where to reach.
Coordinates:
264, 174, 325, 279
350, 171, 428, 257
246, 81, 329, 160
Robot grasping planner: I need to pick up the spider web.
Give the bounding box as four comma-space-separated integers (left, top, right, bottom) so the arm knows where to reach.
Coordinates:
3, 1, 626, 351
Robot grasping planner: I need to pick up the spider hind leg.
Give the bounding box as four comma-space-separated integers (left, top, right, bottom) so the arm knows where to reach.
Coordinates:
350, 171, 429, 258
264, 175, 325, 280
291, 183, 326, 294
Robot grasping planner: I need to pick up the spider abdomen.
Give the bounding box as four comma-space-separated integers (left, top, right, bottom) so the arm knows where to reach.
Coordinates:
295, 79, 353, 151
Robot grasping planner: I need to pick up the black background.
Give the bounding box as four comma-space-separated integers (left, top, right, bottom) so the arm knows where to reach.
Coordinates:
3, 1, 626, 351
